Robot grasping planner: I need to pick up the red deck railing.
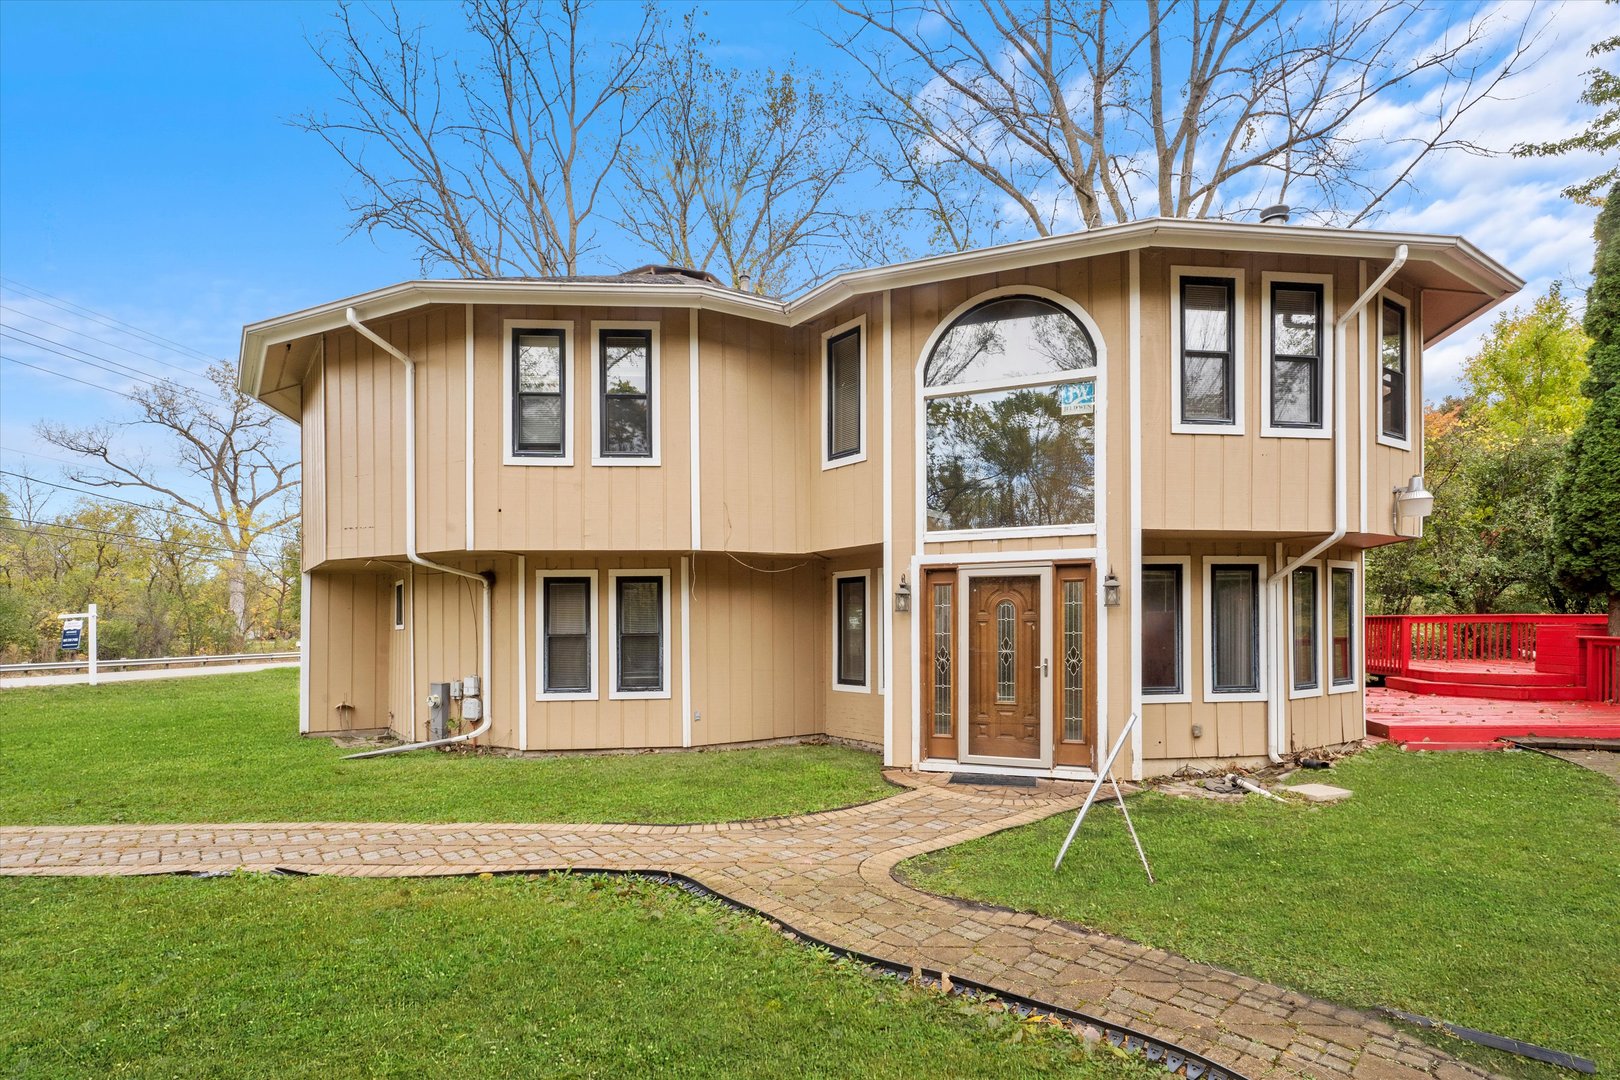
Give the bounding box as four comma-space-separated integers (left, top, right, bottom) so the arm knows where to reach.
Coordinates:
1579, 636, 1620, 704
1366, 614, 1615, 701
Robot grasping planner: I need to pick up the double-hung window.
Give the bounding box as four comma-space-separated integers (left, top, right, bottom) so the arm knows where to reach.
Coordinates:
597, 327, 655, 461
824, 324, 863, 465
1269, 283, 1324, 430
611, 572, 668, 696
1141, 563, 1186, 697
834, 573, 869, 690
541, 575, 594, 697
1330, 564, 1356, 690
512, 328, 568, 458
1206, 561, 1263, 698
1178, 276, 1236, 426
1290, 565, 1320, 695
1380, 298, 1408, 442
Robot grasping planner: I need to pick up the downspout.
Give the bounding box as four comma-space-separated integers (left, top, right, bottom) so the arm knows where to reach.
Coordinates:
342, 307, 494, 759
1264, 245, 1407, 762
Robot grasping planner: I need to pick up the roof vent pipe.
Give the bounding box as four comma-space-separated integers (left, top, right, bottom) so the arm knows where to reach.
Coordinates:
1259, 204, 1291, 225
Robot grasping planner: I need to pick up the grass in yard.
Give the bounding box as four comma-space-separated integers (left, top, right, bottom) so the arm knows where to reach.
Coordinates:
0, 669, 894, 825
0, 874, 1158, 1080
901, 746, 1620, 1079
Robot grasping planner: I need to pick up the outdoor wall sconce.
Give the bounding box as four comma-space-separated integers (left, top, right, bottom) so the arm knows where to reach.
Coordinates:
894, 573, 911, 613
1103, 570, 1121, 607
1392, 474, 1435, 534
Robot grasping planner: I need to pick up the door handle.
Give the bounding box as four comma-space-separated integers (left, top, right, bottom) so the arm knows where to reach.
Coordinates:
1042, 658, 1050, 677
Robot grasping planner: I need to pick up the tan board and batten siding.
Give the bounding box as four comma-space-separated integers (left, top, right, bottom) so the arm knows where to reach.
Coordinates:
270, 223, 1513, 776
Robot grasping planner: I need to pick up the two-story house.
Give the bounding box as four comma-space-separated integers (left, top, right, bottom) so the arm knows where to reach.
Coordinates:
237, 216, 1519, 780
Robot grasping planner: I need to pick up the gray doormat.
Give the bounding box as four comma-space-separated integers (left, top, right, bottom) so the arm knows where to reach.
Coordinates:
949, 772, 1038, 788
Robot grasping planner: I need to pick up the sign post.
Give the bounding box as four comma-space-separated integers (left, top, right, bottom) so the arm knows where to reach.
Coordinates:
57, 603, 98, 685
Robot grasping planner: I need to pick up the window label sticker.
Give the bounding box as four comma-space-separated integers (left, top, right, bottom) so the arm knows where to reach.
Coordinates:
1058, 381, 1094, 416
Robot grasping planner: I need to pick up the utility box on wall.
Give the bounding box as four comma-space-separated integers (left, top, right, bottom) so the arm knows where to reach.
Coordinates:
428, 682, 451, 740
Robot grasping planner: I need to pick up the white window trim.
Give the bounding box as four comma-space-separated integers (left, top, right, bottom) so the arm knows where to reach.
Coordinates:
1202, 555, 1269, 704
832, 569, 872, 693
1375, 290, 1414, 450
536, 569, 597, 701
1259, 271, 1335, 440
392, 580, 406, 630
1169, 266, 1246, 436
607, 568, 673, 700
821, 315, 868, 469
1287, 560, 1325, 700
1327, 559, 1360, 695
914, 284, 1107, 543
504, 318, 575, 466
590, 320, 662, 466
1141, 556, 1192, 704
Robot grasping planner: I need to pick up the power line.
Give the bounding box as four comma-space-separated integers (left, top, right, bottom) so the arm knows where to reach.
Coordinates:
0, 278, 220, 364
1, 354, 130, 397
0, 326, 183, 395
0, 444, 83, 468
3, 518, 285, 563
0, 305, 212, 384
4, 520, 288, 566
0, 325, 232, 405
0, 469, 300, 543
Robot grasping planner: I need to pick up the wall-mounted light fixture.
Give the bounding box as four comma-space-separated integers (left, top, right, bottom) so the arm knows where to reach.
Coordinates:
1392, 474, 1435, 534
894, 573, 911, 613
1103, 570, 1121, 607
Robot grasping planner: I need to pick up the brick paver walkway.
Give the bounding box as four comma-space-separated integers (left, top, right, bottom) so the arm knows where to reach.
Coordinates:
1, 777, 1496, 1080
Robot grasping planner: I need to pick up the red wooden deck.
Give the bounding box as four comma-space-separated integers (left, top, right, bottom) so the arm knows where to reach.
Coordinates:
1366, 686, 1620, 750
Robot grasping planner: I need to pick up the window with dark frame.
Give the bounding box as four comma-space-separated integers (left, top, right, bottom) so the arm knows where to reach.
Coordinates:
1381, 299, 1408, 440
1210, 564, 1260, 694
513, 329, 566, 456
827, 327, 861, 460
615, 576, 664, 692
1270, 283, 1323, 428
836, 576, 867, 686
1291, 566, 1319, 692
599, 329, 653, 458
1331, 567, 1355, 687
1141, 565, 1183, 695
543, 577, 591, 694
393, 582, 405, 630
1180, 277, 1235, 424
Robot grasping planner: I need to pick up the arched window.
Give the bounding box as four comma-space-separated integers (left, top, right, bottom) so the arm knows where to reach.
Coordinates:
923, 295, 1098, 534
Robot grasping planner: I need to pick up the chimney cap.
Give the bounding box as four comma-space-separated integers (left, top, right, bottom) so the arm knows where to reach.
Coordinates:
1259, 204, 1292, 225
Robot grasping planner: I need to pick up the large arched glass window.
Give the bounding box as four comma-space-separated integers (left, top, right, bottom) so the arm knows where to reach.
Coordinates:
923, 296, 1098, 533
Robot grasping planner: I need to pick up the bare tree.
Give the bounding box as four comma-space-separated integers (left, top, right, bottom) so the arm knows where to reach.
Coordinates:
830, 0, 1544, 248
37, 362, 300, 648
617, 13, 870, 294
298, 0, 659, 277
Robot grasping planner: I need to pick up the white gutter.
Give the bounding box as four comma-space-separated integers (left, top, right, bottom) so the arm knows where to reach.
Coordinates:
1264, 245, 1407, 763
342, 307, 494, 759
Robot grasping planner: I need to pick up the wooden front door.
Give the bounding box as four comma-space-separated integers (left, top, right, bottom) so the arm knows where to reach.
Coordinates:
967, 576, 1042, 759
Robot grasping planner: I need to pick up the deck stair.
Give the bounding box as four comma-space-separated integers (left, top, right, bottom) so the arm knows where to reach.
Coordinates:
1383, 660, 1589, 701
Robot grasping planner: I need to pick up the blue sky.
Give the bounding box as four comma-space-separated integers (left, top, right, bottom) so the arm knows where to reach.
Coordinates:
0, 0, 1609, 511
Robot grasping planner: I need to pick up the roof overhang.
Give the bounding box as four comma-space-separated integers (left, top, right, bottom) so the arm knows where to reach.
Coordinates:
240, 216, 1523, 421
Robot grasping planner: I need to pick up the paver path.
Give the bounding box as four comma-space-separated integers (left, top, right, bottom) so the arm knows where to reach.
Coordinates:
1, 778, 1496, 1080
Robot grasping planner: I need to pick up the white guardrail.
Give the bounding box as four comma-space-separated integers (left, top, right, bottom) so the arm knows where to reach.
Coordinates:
0, 651, 300, 676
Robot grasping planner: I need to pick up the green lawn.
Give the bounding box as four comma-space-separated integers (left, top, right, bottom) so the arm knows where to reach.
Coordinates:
0, 669, 894, 824
902, 747, 1620, 1079
0, 873, 1155, 1079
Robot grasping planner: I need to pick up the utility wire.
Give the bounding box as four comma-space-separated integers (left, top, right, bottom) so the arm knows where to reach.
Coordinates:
0, 306, 214, 384
4, 520, 287, 567
0, 278, 220, 364
0, 469, 300, 543
1, 354, 130, 397
0, 325, 233, 406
